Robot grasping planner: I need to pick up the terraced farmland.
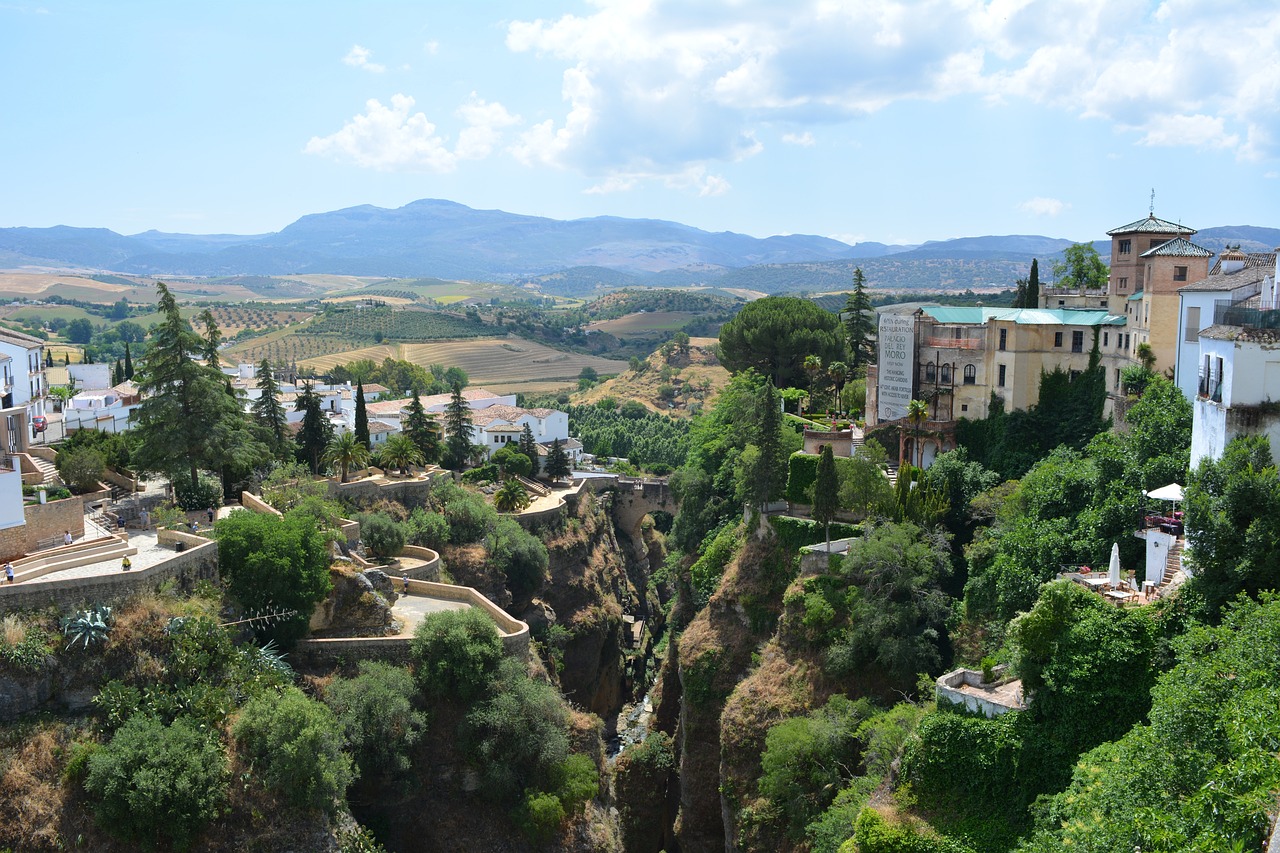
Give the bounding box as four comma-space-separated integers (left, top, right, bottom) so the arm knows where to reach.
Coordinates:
586, 311, 698, 337
297, 337, 628, 393
224, 328, 367, 365
209, 305, 314, 336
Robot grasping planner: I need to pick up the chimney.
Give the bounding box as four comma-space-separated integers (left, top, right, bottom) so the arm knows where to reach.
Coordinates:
1220, 246, 1246, 275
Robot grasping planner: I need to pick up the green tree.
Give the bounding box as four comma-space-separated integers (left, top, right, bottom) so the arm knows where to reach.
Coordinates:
131, 282, 267, 489
443, 381, 474, 470
812, 445, 839, 548
57, 446, 106, 493
85, 714, 227, 850
323, 431, 370, 483
233, 687, 353, 812
403, 391, 441, 464
544, 437, 571, 481
843, 268, 876, 373
66, 317, 93, 344
494, 478, 531, 512
718, 296, 845, 389
411, 607, 503, 701
294, 380, 333, 474
1027, 257, 1040, 307
487, 515, 548, 599
377, 433, 424, 476
517, 422, 539, 471
122, 340, 133, 380
215, 510, 332, 645
198, 308, 222, 367
906, 398, 929, 468
353, 380, 370, 449
1051, 242, 1108, 290
326, 661, 426, 780
251, 358, 289, 455
493, 444, 533, 479
358, 511, 405, 560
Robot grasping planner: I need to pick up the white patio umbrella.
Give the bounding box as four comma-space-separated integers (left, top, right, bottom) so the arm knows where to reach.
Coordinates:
1108, 542, 1121, 588
1145, 483, 1184, 503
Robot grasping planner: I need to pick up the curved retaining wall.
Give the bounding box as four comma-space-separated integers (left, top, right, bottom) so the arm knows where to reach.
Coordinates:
398, 545, 441, 579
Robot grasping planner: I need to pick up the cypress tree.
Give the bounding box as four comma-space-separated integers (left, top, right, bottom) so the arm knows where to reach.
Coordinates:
123, 341, 133, 380
443, 382, 473, 471
403, 391, 440, 464
518, 423, 538, 471
113, 360, 123, 386
294, 381, 333, 474
751, 379, 787, 510
843, 268, 876, 374
1027, 258, 1041, 308
812, 444, 839, 548
354, 380, 370, 449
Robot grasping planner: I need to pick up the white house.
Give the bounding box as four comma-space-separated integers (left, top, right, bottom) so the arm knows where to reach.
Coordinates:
1176, 249, 1278, 402
67, 362, 112, 390
470, 405, 570, 458
1190, 323, 1280, 468
0, 329, 46, 441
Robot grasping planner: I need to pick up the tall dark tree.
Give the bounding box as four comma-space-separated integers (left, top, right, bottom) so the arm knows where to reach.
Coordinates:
403, 391, 441, 464
113, 359, 124, 386
741, 379, 789, 512
294, 381, 333, 474
132, 282, 265, 488
812, 445, 839, 549
1027, 258, 1041, 307
123, 341, 133, 381
353, 380, 370, 449
251, 358, 289, 454
843, 268, 876, 373
544, 438, 571, 482
198, 308, 222, 368
443, 382, 473, 470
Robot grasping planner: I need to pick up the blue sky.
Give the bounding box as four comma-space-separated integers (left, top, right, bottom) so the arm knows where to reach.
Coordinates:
2, 1, 1277, 246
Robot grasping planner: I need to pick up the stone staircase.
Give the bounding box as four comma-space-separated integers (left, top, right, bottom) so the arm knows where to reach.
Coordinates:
885, 462, 899, 488
1159, 538, 1185, 593
28, 454, 59, 485
515, 474, 551, 498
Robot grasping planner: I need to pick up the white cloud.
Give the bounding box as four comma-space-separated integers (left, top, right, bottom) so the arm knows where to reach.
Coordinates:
499, 0, 1280, 190
455, 95, 521, 161
342, 44, 386, 73
424, 40, 439, 55
1018, 197, 1069, 217
782, 131, 815, 146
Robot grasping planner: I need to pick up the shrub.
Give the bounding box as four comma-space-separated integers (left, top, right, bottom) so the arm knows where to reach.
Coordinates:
359, 511, 405, 560
404, 508, 450, 550
487, 517, 548, 600
461, 463, 500, 484
548, 753, 599, 814
233, 687, 354, 812
326, 661, 426, 779
516, 791, 565, 844
171, 469, 223, 511
56, 446, 105, 493
85, 714, 228, 850
411, 607, 503, 701
0, 618, 53, 672
434, 481, 498, 543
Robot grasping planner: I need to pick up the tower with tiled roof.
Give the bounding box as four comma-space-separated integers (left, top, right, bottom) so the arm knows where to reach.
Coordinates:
1105, 213, 1195, 305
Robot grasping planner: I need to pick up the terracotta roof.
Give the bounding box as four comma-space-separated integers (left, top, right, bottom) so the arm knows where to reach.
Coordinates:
471, 405, 556, 425
1201, 324, 1280, 344
418, 387, 507, 408
1179, 255, 1274, 293
1107, 214, 1196, 236
1139, 236, 1213, 258
366, 397, 412, 415
368, 421, 396, 434
0, 327, 46, 348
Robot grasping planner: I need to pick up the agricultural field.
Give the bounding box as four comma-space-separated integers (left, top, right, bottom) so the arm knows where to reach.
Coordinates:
224, 327, 366, 365
586, 311, 701, 337
207, 305, 314, 336
307, 306, 493, 340
298, 337, 628, 394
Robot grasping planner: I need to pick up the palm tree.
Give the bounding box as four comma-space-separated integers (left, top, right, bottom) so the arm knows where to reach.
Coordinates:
377, 434, 425, 477
827, 361, 848, 416
494, 480, 531, 513
322, 432, 370, 484
906, 398, 929, 468
1135, 341, 1156, 372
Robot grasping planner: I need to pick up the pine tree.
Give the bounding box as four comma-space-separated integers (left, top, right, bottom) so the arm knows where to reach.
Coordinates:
131, 282, 267, 488
294, 381, 333, 474
403, 391, 441, 464
354, 380, 370, 449
746, 379, 787, 511
251, 358, 288, 453
812, 444, 839, 549
199, 309, 222, 368
517, 423, 538, 472
123, 341, 133, 381
544, 438, 571, 482
843, 268, 876, 374
443, 382, 473, 470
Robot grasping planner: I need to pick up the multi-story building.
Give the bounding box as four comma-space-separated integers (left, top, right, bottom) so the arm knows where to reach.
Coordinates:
0, 329, 46, 451
1124, 236, 1213, 376
867, 306, 1128, 452
1175, 249, 1279, 401
1104, 214, 1194, 309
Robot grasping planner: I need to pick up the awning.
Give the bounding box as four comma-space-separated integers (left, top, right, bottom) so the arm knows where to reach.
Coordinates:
1145, 483, 1184, 502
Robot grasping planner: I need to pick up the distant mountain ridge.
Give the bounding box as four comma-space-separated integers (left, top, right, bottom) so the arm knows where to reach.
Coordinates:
0, 200, 1272, 295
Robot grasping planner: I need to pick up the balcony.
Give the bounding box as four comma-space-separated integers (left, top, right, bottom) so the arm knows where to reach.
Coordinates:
1213, 299, 1280, 329
1198, 371, 1223, 404
924, 336, 984, 350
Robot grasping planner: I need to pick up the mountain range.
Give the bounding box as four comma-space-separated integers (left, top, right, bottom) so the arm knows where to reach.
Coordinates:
1, 199, 1274, 295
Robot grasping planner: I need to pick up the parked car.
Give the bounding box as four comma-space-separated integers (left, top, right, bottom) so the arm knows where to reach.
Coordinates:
31, 416, 46, 433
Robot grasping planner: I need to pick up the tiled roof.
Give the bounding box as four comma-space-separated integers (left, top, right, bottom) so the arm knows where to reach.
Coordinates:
1198, 324, 1280, 344
1107, 214, 1196, 236
418, 387, 507, 408
367, 421, 396, 434
0, 327, 46, 348
471, 405, 557, 425
1179, 257, 1273, 293
1139, 236, 1213, 258
366, 397, 412, 415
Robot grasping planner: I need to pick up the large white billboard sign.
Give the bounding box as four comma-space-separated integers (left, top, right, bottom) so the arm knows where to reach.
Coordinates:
878, 313, 914, 422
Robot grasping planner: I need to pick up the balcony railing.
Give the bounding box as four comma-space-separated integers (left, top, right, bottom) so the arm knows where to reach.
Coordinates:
1213, 299, 1280, 329
1198, 371, 1223, 403
924, 336, 984, 350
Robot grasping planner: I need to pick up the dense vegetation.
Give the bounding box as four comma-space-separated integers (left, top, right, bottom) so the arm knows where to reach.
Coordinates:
564, 402, 691, 470
308, 306, 494, 341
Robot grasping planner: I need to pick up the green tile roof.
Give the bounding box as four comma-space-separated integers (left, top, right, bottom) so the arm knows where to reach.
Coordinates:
921, 306, 1125, 326
1107, 214, 1196, 236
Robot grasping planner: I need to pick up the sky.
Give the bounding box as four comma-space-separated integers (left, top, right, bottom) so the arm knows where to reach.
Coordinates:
2, 0, 1277, 247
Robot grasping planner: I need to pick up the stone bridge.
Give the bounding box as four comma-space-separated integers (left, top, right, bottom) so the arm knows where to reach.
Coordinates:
610, 476, 675, 540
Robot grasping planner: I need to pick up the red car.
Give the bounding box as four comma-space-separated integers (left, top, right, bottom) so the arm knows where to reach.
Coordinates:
31, 416, 46, 433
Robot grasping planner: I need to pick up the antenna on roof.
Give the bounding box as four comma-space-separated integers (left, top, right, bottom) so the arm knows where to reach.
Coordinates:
1149, 188, 1156, 215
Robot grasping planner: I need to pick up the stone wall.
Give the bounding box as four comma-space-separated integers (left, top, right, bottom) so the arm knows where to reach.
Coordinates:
239, 491, 282, 517
0, 540, 218, 612
399, 545, 441, 580
0, 496, 88, 562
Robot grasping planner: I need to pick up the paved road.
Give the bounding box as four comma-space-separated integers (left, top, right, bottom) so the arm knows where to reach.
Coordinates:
390, 592, 470, 636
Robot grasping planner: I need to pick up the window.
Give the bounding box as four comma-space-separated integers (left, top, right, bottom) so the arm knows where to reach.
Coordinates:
1054, 331, 1063, 347
1174, 265, 1188, 282
1103, 331, 1109, 347
1119, 277, 1128, 291
1071, 330, 1084, 353
940, 364, 952, 384
997, 364, 1006, 387
1119, 239, 1131, 254
961, 404, 968, 412
1184, 306, 1201, 344
924, 362, 936, 382
1149, 239, 1163, 250
1058, 300, 1065, 306
1114, 368, 1121, 390
998, 328, 1007, 351
1125, 334, 1130, 350
963, 364, 976, 385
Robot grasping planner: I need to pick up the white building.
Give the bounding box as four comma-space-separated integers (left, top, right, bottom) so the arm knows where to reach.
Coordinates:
471, 405, 570, 458
67, 362, 112, 390
0, 329, 46, 450
1190, 322, 1280, 468
1176, 249, 1279, 402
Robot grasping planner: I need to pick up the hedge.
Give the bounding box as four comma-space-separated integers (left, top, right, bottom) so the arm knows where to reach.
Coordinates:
769, 515, 861, 553
785, 452, 859, 504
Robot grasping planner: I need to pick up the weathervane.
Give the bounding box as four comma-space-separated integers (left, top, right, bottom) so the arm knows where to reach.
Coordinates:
1150, 188, 1156, 215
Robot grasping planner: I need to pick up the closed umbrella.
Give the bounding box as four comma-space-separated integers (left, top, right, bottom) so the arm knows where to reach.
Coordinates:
1108, 542, 1121, 588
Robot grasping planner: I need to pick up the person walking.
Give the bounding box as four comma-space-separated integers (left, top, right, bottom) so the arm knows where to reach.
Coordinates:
63, 530, 72, 546
206, 506, 215, 524
4, 563, 13, 583
402, 574, 410, 594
